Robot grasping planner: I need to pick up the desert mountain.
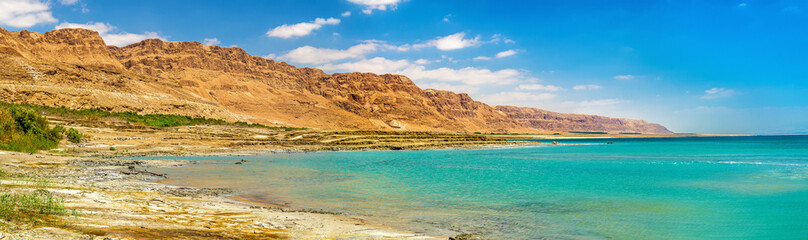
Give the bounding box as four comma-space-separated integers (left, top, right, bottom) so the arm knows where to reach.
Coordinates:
0, 27, 671, 134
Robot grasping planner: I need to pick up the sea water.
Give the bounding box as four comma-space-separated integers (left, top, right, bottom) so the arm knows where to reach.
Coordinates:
154, 136, 808, 239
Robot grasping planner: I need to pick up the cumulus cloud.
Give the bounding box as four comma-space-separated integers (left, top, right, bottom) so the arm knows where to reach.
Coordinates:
414, 59, 431, 65
319, 57, 528, 86
266, 17, 340, 39
55, 22, 165, 46
473, 56, 492, 61
414, 32, 481, 51
203, 38, 220, 45
58, 0, 79, 5
341, 11, 351, 17
0, 0, 58, 28
702, 88, 735, 99
419, 82, 480, 94
614, 75, 635, 80
517, 84, 563, 92
573, 84, 602, 90
477, 91, 558, 105
578, 99, 626, 106
101, 32, 163, 46
404, 66, 523, 85
319, 57, 411, 74
347, 0, 403, 14
496, 49, 518, 58
279, 42, 405, 65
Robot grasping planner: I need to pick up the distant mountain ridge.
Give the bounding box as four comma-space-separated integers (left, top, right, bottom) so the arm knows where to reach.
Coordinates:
0, 27, 672, 134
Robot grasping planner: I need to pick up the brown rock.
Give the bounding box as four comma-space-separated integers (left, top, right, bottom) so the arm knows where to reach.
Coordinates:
495, 105, 672, 134
0, 27, 672, 134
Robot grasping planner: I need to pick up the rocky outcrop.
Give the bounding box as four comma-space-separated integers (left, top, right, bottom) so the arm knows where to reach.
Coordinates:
0, 27, 671, 134
495, 105, 672, 134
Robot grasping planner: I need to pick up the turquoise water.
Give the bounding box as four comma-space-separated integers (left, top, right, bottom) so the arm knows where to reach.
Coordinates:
155, 136, 808, 239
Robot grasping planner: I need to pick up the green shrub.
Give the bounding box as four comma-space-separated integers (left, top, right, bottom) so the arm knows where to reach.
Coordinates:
66, 128, 82, 143
0, 106, 65, 153
109, 146, 116, 151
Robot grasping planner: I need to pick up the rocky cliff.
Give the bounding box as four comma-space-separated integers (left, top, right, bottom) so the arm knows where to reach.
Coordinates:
495, 105, 671, 134
0, 27, 671, 134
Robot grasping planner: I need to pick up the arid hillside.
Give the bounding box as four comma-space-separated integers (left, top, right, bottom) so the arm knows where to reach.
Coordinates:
0, 27, 671, 134
495, 105, 671, 134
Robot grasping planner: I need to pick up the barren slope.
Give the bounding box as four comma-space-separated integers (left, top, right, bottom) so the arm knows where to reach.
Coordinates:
495, 105, 672, 134
0, 27, 671, 134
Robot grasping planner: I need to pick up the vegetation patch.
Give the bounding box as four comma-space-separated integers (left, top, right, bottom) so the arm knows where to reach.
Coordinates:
0, 190, 72, 226
0, 101, 305, 131
0, 105, 66, 153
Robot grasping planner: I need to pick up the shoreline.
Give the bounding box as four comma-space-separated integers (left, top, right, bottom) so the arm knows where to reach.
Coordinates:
0, 150, 450, 239
0, 111, 738, 239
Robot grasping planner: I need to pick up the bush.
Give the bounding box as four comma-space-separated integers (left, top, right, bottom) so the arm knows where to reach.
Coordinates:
66, 128, 82, 143
0, 106, 65, 153
109, 146, 116, 151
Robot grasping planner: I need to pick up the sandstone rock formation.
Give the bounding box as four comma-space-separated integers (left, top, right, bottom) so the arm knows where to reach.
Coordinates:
0, 27, 672, 134
495, 105, 672, 134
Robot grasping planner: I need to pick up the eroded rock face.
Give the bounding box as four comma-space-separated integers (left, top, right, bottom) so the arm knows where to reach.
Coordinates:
495, 105, 672, 134
0, 27, 671, 133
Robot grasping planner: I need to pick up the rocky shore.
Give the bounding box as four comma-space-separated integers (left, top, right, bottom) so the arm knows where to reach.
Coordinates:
0, 150, 452, 239
0, 110, 527, 239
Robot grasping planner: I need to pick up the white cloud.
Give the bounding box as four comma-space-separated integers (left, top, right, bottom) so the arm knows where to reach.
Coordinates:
55, 21, 165, 46
319, 57, 528, 85
0, 0, 57, 28
573, 84, 602, 90
614, 74, 635, 80
702, 88, 735, 99
478, 91, 558, 105
266, 17, 340, 39
491, 34, 515, 44
473, 56, 492, 61
55, 21, 113, 33
496, 49, 518, 58
578, 99, 626, 106
203, 38, 220, 45
279, 42, 396, 64
415, 32, 481, 51
320, 57, 411, 73
443, 14, 453, 22
517, 84, 563, 92
414, 59, 431, 65
419, 83, 480, 94
263, 53, 277, 59
341, 11, 352, 17
347, 0, 402, 14
404, 66, 523, 85
102, 32, 162, 46
58, 0, 79, 5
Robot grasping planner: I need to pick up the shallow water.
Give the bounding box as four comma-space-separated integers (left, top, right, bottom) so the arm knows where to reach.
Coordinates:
154, 135, 808, 239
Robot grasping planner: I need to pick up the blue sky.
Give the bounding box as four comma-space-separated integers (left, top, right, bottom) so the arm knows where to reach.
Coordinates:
2, 0, 807, 134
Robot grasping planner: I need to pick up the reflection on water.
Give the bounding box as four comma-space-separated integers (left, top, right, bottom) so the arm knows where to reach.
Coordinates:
154, 136, 808, 239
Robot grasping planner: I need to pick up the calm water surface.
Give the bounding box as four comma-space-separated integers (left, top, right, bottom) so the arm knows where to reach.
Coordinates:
154, 136, 808, 239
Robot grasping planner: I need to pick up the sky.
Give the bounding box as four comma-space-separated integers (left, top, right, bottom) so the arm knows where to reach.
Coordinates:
1, 0, 807, 134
